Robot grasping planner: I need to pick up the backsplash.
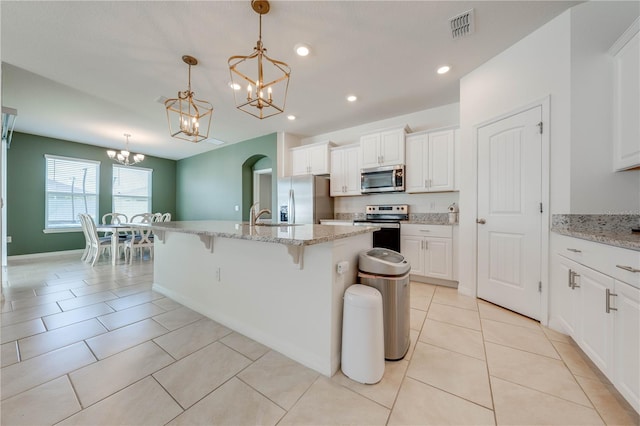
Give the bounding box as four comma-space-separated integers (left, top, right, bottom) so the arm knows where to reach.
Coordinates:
552, 214, 640, 233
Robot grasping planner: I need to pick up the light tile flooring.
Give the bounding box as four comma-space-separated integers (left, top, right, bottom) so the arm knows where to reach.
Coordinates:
1, 253, 638, 425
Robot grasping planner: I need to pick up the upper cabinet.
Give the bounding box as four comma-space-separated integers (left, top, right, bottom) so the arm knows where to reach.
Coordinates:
330, 144, 361, 196
405, 129, 456, 193
360, 126, 408, 168
290, 141, 334, 176
611, 18, 640, 171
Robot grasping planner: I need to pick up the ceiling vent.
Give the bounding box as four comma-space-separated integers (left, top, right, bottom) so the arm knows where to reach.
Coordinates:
450, 9, 475, 39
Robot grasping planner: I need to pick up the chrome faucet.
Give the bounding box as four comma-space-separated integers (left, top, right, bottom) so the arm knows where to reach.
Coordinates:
249, 202, 271, 226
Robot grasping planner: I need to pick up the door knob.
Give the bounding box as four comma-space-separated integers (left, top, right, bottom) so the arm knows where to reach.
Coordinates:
476, 218, 486, 224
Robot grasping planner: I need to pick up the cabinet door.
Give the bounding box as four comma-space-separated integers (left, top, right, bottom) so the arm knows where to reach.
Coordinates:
613, 28, 640, 171
428, 130, 455, 192
379, 129, 405, 166
614, 280, 640, 413
576, 264, 615, 379
343, 146, 361, 195
291, 148, 309, 176
401, 235, 424, 276
550, 255, 580, 336
360, 134, 381, 168
308, 144, 329, 175
329, 149, 345, 196
424, 237, 452, 280
405, 133, 427, 193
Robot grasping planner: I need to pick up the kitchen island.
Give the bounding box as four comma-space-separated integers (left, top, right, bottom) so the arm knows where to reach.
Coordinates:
149, 221, 376, 376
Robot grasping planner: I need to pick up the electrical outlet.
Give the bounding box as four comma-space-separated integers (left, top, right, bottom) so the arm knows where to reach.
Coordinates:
234, 205, 239, 212
215, 267, 221, 282
430, 202, 436, 210
6, 236, 12, 243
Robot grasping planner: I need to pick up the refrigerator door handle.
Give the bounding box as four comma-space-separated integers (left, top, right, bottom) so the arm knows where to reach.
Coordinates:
288, 189, 295, 224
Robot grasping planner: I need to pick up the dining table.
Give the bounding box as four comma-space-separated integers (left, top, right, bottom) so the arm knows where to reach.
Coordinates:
95, 223, 140, 265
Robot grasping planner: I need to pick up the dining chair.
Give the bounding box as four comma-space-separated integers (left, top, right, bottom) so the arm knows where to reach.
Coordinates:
101, 212, 129, 255
161, 212, 172, 222
78, 213, 91, 262
79, 213, 112, 266
124, 214, 154, 263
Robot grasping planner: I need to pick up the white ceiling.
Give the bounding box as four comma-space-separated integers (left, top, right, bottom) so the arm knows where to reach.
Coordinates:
1, 1, 578, 160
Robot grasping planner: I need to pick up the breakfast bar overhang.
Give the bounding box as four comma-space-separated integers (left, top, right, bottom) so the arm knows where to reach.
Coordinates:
149, 221, 376, 376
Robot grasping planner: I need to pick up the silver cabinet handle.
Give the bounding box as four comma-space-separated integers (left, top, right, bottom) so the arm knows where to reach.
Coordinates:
477, 218, 486, 224
570, 270, 580, 289
616, 265, 640, 273
420, 229, 430, 233
606, 288, 618, 313
425, 241, 428, 250
567, 248, 582, 253
568, 269, 573, 288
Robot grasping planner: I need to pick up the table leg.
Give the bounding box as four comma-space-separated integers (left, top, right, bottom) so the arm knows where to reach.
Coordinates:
112, 233, 118, 265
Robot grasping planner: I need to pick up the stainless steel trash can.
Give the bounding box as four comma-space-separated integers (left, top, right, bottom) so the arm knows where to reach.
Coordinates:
341, 284, 385, 384
358, 248, 411, 360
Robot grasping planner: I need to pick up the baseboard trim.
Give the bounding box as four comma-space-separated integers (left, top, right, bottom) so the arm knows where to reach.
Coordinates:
8, 249, 84, 260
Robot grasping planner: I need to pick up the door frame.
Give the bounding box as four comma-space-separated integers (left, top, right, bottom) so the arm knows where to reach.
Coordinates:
253, 168, 273, 218
473, 96, 550, 324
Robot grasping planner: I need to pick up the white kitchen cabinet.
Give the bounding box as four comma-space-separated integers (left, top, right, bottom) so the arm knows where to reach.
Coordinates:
290, 141, 333, 176
401, 224, 453, 280
611, 18, 640, 171
405, 129, 455, 193
330, 144, 361, 196
550, 233, 640, 413
574, 263, 615, 377
360, 126, 407, 168
614, 279, 640, 412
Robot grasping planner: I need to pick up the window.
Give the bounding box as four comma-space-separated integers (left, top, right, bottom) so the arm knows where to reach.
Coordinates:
112, 165, 152, 219
45, 155, 100, 230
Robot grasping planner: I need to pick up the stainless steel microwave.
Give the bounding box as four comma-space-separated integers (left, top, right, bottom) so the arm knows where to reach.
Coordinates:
360, 165, 405, 193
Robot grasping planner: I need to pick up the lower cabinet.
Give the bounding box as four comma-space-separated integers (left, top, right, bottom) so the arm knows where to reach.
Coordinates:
400, 224, 453, 280
550, 234, 640, 413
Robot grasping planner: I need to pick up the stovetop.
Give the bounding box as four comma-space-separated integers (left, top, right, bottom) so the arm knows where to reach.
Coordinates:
358, 204, 409, 222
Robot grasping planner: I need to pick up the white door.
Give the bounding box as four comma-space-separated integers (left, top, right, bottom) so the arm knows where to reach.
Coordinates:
424, 237, 453, 280
477, 106, 542, 320
400, 235, 424, 276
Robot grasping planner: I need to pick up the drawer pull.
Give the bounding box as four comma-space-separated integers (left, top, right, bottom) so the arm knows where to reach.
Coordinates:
606, 288, 618, 313
420, 230, 431, 233
616, 265, 640, 273
567, 248, 582, 253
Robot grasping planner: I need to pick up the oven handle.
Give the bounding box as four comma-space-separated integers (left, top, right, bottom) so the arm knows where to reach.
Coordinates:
353, 222, 400, 229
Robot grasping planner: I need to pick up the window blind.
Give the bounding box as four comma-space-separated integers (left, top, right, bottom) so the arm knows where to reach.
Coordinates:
45, 155, 100, 229
112, 165, 152, 220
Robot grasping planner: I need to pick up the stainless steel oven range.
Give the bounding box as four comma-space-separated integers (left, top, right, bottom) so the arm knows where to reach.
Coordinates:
353, 204, 408, 251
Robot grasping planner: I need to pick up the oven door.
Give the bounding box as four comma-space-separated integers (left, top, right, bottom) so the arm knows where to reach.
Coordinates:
354, 221, 401, 252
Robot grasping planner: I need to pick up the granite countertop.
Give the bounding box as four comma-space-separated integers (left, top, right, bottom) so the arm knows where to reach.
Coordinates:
551, 228, 640, 251
332, 213, 454, 226
149, 220, 379, 247
551, 214, 640, 251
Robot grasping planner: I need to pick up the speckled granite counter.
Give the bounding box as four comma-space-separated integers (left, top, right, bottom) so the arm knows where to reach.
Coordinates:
333, 212, 454, 226
551, 214, 640, 251
149, 220, 378, 246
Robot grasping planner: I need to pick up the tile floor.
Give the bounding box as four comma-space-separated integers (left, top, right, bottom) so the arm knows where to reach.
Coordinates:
1, 252, 638, 425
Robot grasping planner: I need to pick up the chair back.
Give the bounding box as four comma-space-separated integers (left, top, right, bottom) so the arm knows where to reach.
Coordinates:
102, 212, 128, 225
79, 213, 98, 245
161, 212, 172, 222
130, 213, 153, 224
151, 213, 163, 222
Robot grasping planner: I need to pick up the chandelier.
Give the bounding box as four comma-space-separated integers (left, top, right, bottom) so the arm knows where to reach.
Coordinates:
228, 0, 291, 119
107, 133, 144, 166
165, 55, 214, 143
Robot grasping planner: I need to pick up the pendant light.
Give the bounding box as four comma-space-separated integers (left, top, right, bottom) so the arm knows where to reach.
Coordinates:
165, 55, 214, 143
228, 0, 291, 119
107, 133, 144, 166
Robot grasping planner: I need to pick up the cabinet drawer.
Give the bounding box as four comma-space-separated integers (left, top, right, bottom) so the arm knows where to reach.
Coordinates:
553, 234, 640, 288
401, 224, 452, 238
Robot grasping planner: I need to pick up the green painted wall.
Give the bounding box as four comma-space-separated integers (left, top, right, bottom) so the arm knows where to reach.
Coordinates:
7, 132, 177, 255
176, 133, 277, 222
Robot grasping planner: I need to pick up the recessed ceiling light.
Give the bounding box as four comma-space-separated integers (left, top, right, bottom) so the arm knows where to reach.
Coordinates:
228, 82, 241, 90
437, 65, 451, 74
294, 43, 310, 57
287, 115, 296, 120
346, 95, 357, 102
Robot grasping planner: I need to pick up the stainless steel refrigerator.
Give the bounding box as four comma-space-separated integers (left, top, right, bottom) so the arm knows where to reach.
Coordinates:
277, 175, 334, 224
